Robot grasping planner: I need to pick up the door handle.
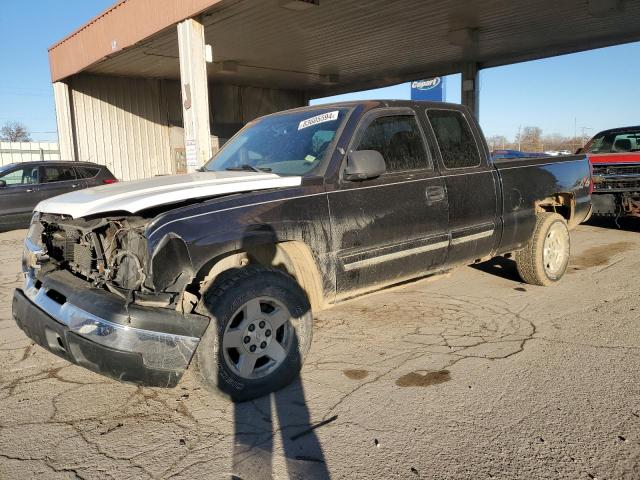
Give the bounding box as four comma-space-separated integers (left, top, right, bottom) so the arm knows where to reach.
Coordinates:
425, 186, 445, 203
71, 184, 79, 188
26, 189, 35, 193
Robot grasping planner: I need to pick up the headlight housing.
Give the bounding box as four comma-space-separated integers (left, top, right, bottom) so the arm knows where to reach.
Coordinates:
26, 212, 42, 243
22, 212, 47, 273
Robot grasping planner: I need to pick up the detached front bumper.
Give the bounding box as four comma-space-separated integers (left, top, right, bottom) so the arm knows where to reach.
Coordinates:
13, 272, 208, 387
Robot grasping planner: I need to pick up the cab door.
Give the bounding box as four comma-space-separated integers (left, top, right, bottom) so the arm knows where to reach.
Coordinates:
0, 165, 40, 229
424, 108, 499, 266
328, 108, 449, 297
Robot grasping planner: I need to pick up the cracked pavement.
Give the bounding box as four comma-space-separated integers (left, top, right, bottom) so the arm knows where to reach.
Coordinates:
1, 221, 639, 479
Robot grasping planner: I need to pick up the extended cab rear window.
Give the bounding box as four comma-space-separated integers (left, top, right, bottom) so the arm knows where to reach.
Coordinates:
427, 110, 481, 169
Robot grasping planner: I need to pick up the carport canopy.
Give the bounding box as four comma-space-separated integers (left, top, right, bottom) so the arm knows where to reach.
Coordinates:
48, 0, 640, 172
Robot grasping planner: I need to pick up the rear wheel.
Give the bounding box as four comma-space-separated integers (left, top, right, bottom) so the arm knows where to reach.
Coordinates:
195, 266, 313, 402
515, 213, 570, 286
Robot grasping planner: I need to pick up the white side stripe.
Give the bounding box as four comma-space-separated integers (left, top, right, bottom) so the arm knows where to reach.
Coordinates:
343, 241, 450, 271
450, 229, 495, 245
343, 228, 495, 270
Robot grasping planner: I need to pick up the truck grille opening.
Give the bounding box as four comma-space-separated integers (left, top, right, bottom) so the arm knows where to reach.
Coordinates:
39, 215, 150, 291
73, 243, 97, 272
593, 164, 640, 176
593, 164, 640, 192
43, 225, 98, 280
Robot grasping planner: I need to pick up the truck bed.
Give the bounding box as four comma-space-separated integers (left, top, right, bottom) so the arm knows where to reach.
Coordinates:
493, 154, 591, 253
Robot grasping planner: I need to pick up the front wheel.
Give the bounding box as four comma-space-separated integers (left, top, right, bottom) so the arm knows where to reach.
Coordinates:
515, 213, 570, 286
195, 266, 313, 402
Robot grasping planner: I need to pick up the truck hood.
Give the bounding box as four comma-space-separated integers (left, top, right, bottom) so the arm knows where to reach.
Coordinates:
588, 152, 640, 164
35, 171, 302, 219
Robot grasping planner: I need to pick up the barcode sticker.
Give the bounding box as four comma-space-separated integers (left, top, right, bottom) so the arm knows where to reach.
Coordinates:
298, 111, 339, 130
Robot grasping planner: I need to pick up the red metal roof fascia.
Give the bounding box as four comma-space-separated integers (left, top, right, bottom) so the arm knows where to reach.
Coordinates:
48, 0, 224, 82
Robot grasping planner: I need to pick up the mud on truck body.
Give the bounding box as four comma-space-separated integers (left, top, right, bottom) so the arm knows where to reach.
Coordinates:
14, 101, 592, 401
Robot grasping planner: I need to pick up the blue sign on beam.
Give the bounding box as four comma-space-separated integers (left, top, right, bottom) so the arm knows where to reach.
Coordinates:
410, 77, 445, 101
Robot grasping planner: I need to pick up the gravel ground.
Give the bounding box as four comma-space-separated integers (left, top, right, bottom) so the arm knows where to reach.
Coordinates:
0, 221, 639, 480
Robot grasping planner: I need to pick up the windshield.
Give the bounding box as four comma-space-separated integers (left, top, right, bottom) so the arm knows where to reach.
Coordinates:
204, 107, 349, 176
585, 129, 640, 153
0, 164, 16, 175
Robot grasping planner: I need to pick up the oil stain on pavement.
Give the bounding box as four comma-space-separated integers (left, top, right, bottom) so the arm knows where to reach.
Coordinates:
570, 241, 634, 269
395, 370, 451, 387
343, 369, 368, 380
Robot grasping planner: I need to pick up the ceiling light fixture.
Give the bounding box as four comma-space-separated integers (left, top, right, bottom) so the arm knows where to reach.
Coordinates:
319, 73, 339, 85
448, 27, 478, 47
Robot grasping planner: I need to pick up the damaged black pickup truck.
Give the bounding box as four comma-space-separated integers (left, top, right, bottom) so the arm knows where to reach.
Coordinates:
14, 101, 592, 401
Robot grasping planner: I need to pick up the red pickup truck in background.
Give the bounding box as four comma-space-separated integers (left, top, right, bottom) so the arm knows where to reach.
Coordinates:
579, 126, 640, 219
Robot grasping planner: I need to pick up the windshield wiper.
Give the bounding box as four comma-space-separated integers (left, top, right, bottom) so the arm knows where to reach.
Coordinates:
225, 164, 272, 173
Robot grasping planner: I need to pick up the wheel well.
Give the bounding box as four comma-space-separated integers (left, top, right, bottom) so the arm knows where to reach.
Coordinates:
536, 193, 578, 228
194, 241, 325, 312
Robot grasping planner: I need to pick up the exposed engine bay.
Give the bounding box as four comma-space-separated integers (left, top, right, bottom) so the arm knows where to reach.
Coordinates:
26, 212, 198, 312
31, 212, 202, 313
36, 214, 150, 296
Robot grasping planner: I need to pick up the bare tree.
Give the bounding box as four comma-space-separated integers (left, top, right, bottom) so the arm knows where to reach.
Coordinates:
542, 133, 567, 151
487, 135, 509, 151
516, 126, 543, 151
0, 121, 32, 142
489, 127, 589, 154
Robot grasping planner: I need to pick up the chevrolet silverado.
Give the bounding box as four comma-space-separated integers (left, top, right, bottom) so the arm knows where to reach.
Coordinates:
13, 101, 591, 401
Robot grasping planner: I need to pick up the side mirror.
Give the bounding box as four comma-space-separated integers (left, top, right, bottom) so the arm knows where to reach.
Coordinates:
0, 180, 6, 188
344, 150, 386, 181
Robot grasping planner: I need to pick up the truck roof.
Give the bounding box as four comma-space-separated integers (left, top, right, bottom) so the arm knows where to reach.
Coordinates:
594, 126, 640, 135
281, 99, 469, 114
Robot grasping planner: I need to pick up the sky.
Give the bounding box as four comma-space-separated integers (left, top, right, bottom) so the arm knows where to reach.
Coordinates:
1, 1, 639, 143
0, 0, 115, 141
314, 41, 640, 141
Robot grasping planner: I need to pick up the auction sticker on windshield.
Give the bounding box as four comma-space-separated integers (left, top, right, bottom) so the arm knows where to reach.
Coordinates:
298, 111, 339, 130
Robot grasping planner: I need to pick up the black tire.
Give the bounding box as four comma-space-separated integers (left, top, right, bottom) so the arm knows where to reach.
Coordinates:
515, 212, 570, 286
195, 265, 313, 402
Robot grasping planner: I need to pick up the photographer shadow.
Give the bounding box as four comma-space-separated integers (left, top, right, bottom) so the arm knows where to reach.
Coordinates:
229, 225, 330, 480
231, 371, 330, 480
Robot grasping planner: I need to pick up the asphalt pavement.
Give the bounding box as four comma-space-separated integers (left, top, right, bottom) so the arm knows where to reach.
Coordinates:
1, 220, 638, 479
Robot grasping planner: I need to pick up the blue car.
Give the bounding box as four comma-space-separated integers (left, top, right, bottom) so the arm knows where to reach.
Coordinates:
491, 149, 548, 160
